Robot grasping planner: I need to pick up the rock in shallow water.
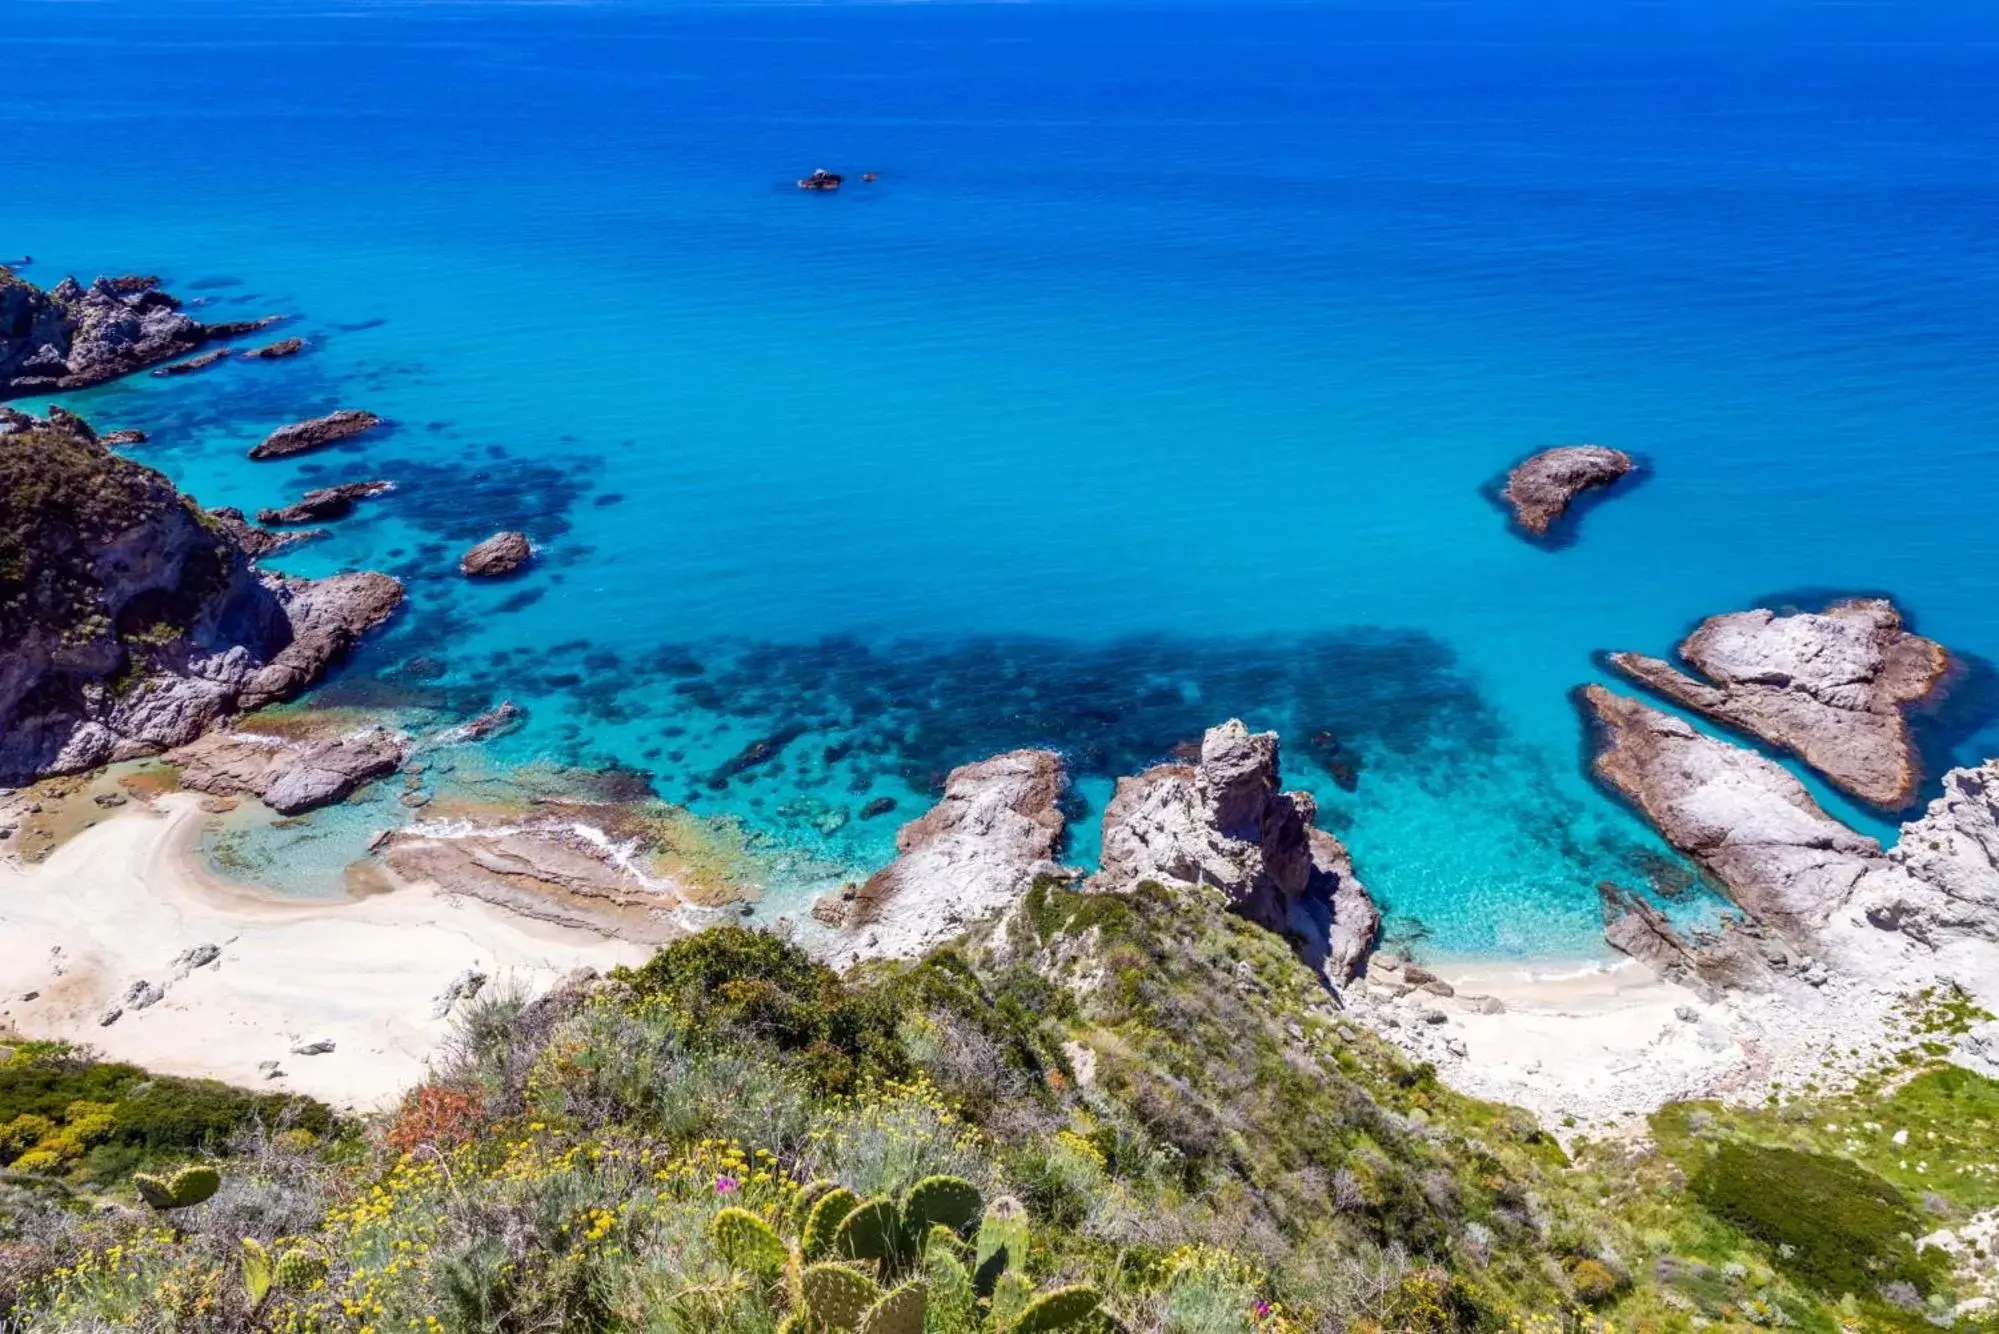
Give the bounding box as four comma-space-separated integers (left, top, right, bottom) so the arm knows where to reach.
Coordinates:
1607, 597, 1949, 810
459, 530, 534, 577
167, 726, 411, 815
1499, 444, 1633, 539
256, 479, 394, 527
249, 409, 383, 461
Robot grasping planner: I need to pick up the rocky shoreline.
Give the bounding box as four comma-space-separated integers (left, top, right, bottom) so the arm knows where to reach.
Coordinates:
0, 269, 282, 398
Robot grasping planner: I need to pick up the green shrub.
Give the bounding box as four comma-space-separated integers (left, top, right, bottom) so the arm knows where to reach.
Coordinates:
1691, 1142, 1939, 1297
614, 927, 907, 1093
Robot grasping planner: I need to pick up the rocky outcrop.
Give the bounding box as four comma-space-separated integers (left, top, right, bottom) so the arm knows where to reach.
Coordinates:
383, 820, 682, 943
818, 750, 1071, 959
0, 272, 246, 398
1585, 683, 1999, 969
1499, 445, 1633, 539
460, 531, 533, 577
1597, 885, 1779, 999
207, 508, 321, 560
243, 337, 305, 360
1607, 598, 1949, 809
167, 726, 410, 814
256, 481, 393, 527
100, 429, 147, 447
249, 411, 382, 461
1848, 761, 1999, 945
1579, 686, 1880, 945
0, 408, 402, 785
1095, 719, 1380, 980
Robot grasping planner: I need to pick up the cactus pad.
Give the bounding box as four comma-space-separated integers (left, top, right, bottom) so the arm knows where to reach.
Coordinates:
858, 1280, 928, 1334
904, 1175, 983, 1235
273, 1247, 330, 1291
712, 1206, 788, 1273
802, 1186, 861, 1260
792, 1178, 840, 1233
800, 1261, 882, 1331
832, 1196, 902, 1265
134, 1164, 220, 1210
1010, 1284, 1103, 1332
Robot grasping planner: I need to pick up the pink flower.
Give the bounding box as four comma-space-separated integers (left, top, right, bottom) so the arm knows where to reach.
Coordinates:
1254, 1300, 1273, 1320
715, 1174, 740, 1194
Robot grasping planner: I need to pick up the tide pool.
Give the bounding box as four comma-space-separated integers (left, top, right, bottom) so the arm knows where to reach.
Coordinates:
5, 0, 1997, 957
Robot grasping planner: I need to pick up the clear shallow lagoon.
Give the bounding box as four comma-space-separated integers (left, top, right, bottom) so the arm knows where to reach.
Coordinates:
5, 0, 1998, 956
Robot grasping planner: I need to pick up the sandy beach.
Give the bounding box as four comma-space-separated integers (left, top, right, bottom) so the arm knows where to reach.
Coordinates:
0, 794, 649, 1110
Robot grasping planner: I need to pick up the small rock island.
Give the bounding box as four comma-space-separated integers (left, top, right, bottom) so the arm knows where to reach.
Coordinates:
1498, 444, 1634, 540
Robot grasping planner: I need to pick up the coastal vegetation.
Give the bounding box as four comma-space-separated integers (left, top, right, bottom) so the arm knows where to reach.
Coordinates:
5, 879, 1998, 1332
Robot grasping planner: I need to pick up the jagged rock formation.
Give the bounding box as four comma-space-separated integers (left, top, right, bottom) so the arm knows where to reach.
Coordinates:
818, 749, 1071, 959
250, 410, 382, 461
167, 726, 409, 815
1607, 598, 1949, 809
1597, 885, 1779, 999
243, 337, 305, 360
256, 481, 393, 527
1583, 686, 1999, 974
0, 408, 402, 784
1499, 445, 1633, 539
1095, 719, 1380, 980
460, 531, 533, 577
0, 272, 246, 398
1849, 761, 1999, 945
1580, 686, 1881, 945
207, 509, 321, 559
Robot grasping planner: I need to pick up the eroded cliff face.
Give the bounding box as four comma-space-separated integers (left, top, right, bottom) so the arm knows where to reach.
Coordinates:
0, 408, 402, 784
1095, 719, 1379, 980
0, 271, 218, 397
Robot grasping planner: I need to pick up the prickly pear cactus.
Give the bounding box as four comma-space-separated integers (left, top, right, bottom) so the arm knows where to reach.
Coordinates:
974, 1195, 1029, 1295
833, 1196, 903, 1266
1010, 1283, 1102, 1332
793, 1178, 841, 1233
802, 1187, 862, 1260
239, 1238, 272, 1306
904, 1174, 983, 1235
134, 1164, 221, 1211
713, 1206, 788, 1273
858, 1280, 927, 1334
988, 1271, 1035, 1328
800, 1262, 883, 1331
273, 1247, 330, 1291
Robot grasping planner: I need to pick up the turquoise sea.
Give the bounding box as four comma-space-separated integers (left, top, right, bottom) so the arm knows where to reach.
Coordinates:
6, 0, 1998, 957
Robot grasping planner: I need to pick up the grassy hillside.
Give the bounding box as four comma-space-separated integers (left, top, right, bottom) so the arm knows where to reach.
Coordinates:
4, 880, 1998, 1332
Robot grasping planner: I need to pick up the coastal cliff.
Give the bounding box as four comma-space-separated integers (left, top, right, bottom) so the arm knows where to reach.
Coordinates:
0, 270, 269, 398
0, 408, 402, 784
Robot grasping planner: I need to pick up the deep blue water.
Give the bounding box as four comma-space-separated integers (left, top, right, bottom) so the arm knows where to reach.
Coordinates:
5, 0, 1998, 956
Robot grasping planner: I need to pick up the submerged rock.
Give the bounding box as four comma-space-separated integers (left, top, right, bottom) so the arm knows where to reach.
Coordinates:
256, 480, 393, 527
249, 410, 382, 461
459, 530, 533, 578
825, 749, 1072, 960
167, 726, 410, 815
242, 336, 305, 360
1095, 719, 1380, 981
0, 408, 402, 784
1499, 445, 1633, 539
1607, 598, 1949, 809
152, 348, 232, 378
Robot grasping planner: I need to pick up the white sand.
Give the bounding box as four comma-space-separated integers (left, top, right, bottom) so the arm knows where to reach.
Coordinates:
0, 794, 648, 1111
